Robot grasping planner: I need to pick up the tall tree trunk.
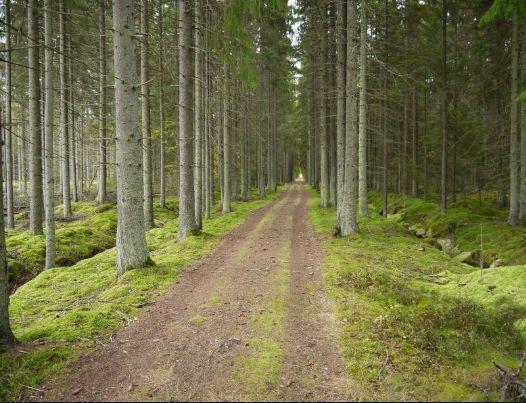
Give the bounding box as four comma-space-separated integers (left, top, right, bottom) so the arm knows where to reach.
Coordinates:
223, 63, 232, 213
382, 0, 388, 217
178, 0, 197, 239
5, 0, 14, 229
241, 95, 250, 199
411, 88, 418, 196
319, 6, 330, 208
440, 0, 448, 214
28, 0, 43, 234
194, 0, 203, 228
59, 0, 71, 217
96, 0, 108, 204
509, 8, 519, 225
68, 37, 78, 203
358, 0, 368, 217
258, 62, 266, 195
44, 0, 55, 269
341, 0, 359, 235
141, 0, 153, 230
158, 0, 166, 208
113, 0, 150, 274
0, 111, 14, 344
521, 26, 526, 220
335, 0, 346, 226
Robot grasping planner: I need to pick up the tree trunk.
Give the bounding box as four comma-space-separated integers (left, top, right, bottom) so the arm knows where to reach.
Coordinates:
319, 6, 330, 208
258, 62, 266, 195
0, 111, 14, 344
59, 0, 71, 217
440, 0, 448, 214
382, 0, 388, 217
158, 0, 166, 208
5, 0, 14, 229
178, 0, 197, 239
68, 37, 78, 204
223, 63, 232, 213
141, 0, 154, 230
28, 0, 43, 234
44, 0, 55, 269
358, 0, 368, 217
341, 0, 359, 235
411, 88, 418, 196
96, 0, 108, 204
113, 0, 150, 274
335, 0, 346, 225
521, 25, 526, 220
194, 0, 203, 228
509, 8, 519, 225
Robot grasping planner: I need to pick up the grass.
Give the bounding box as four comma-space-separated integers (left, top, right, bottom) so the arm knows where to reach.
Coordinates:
7, 199, 179, 290
0, 188, 283, 401
233, 213, 292, 399
310, 189, 526, 401
369, 192, 526, 267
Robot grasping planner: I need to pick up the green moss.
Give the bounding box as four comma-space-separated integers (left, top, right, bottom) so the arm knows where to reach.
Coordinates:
310, 188, 525, 401
0, 188, 284, 401
369, 192, 526, 266
189, 314, 207, 326
7, 198, 182, 289
233, 337, 283, 397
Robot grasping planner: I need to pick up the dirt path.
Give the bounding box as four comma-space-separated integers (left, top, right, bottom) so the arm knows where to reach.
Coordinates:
42, 182, 353, 402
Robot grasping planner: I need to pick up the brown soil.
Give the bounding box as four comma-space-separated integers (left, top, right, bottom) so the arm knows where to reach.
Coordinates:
38, 182, 353, 402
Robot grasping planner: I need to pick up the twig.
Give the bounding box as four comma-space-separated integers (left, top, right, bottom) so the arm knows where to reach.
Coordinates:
516, 350, 526, 377
374, 350, 390, 382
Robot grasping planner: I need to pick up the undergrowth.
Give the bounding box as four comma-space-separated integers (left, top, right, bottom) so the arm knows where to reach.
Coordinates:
0, 188, 283, 401
7, 198, 179, 290
369, 193, 526, 266
310, 189, 526, 401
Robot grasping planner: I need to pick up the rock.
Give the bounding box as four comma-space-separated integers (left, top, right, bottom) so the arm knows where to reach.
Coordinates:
415, 227, 426, 238
436, 238, 461, 257
425, 228, 434, 239
490, 259, 505, 268
418, 244, 426, 252
454, 251, 480, 266
408, 224, 419, 234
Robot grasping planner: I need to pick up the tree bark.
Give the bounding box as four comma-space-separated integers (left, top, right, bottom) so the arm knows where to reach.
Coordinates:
358, 0, 368, 217
28, 0, 44, 234
509, 8, 519, 225
335, 0, 346, 225
59, 0, 71, 217
258, 61, 266, 196
223, 63, 232, 213
5, 0, 14, 229
0, 111, 14, 344
158, 0, 166, 208
440, 0, 448, 214
44, 0, 55, 269
141, 0, 153, 230
96, 0, 108, 204
194, 0, 203, 228
113, 0, 150, 274
341, 0, 359, 235
178, 0, 197, 239
319, 5, 330, 208
521, 25, 526, 220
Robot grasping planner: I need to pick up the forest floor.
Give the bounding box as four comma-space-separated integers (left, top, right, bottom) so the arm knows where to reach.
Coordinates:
38, 182, 355, 401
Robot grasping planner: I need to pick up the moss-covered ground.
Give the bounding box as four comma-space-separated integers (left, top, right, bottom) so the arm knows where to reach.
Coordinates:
369, 192, 526, 266
6, 198, 179, 290
310, 189, 526, 401
0, 188, 282, 401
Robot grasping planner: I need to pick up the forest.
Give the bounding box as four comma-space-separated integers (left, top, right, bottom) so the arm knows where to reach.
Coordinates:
0, 0, 525, 401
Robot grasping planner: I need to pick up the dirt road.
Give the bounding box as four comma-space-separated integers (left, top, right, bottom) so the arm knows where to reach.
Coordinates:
44, 182, 352, 401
